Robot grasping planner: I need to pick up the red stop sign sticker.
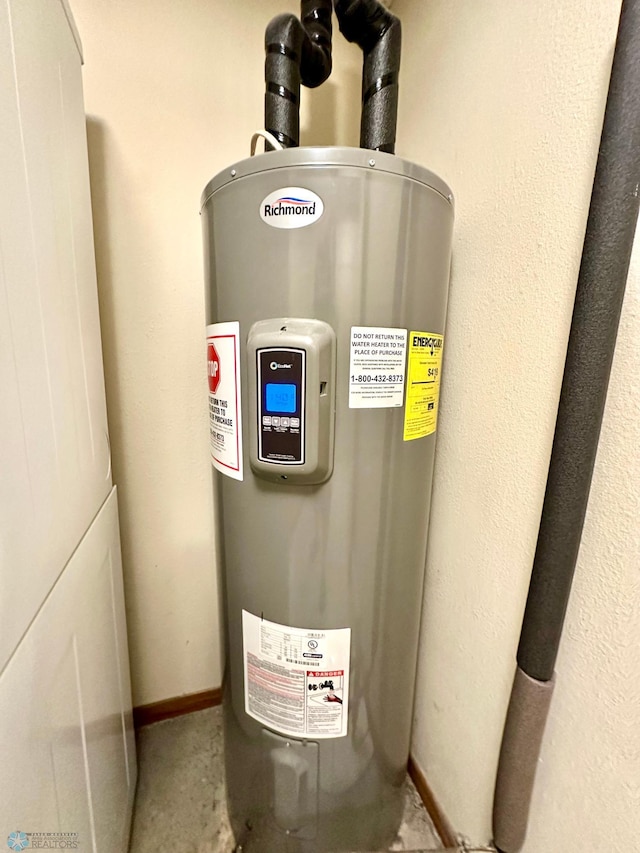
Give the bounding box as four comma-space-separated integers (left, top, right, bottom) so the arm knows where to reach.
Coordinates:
207, 343, 221, 394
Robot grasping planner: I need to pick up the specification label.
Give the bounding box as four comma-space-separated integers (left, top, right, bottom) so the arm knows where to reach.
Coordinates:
403, 331, 444, 441
242, 611, 351, 739
348, 326, 408, 408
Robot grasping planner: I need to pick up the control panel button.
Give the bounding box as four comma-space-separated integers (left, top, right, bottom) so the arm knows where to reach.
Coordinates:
281, 417, 290, 427
290, 418, 300, 428
262, 416, 272, 426
272, 417, 281, 427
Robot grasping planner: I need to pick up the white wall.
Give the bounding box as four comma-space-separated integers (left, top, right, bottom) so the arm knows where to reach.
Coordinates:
71, 0, 363, 706
396, 0, 640, 849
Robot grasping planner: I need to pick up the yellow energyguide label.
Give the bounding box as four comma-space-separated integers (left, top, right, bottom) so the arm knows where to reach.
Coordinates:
403, 331, 444, 441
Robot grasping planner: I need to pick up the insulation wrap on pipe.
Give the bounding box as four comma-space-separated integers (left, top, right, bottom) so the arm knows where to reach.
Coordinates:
493, 0, 640, 850
516, 0, 640, 683
264, 1, 333, 148
334, 0, 401, 153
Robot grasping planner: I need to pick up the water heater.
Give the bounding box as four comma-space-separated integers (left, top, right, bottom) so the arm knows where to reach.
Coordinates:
202, 4, 454, 851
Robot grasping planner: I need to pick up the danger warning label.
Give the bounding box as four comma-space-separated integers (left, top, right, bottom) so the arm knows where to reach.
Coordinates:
206, 322, 243, 480
242, 611, 351, 739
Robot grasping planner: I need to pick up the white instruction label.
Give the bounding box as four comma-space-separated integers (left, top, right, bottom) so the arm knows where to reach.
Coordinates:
348, 326, 408, 408
206, 322, 243, 480
242, 610, 351, 739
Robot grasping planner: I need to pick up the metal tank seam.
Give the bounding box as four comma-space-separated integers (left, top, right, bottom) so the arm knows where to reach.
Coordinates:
200, 162, 454, 213
200, 147, 454, 208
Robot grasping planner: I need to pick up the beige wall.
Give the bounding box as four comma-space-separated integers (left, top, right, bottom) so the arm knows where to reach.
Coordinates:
396, 0, 640, 849
72, 0, 362, 706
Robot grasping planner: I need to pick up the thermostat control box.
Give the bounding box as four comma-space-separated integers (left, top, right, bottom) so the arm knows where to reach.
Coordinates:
247, 318, 336, 484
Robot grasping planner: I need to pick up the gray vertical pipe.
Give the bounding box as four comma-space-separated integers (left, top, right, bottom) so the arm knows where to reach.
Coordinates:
493, 0, 640, 850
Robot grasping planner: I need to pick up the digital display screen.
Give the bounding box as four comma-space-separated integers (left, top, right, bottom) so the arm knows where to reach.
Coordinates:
266, 383, 297, 414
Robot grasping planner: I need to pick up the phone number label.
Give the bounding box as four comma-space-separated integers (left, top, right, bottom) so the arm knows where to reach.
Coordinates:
348, 327, 408, 408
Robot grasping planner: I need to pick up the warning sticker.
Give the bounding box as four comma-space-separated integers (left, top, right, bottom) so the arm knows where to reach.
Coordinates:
403, 331, 444, 441
206, 322, 243, 480
242, 610, 351, 739
348, 326, 408, 408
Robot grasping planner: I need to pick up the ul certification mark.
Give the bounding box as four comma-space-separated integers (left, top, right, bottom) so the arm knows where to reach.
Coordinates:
206, 321, 243, 480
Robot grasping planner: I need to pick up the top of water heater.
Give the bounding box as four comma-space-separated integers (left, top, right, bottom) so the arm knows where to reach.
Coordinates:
200, 147, 454, 212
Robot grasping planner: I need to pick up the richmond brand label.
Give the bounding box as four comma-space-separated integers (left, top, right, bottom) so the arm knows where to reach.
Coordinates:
260, 186, 324, 229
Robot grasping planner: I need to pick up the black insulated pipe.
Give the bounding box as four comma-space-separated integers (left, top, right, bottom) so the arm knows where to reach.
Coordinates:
517, 0, 640, 684
494, 1, 640, 850
264, 1, 333, 148
334, 0, 401, 153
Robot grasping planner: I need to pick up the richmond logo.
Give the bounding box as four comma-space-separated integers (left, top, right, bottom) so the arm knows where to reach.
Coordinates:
260, 187, 324, 229
264, 196, 317, 216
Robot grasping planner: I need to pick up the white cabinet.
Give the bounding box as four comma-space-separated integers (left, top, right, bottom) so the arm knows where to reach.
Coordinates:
0, 1, 135, 849
0, 0, 112, 666
0, 489, 135, 852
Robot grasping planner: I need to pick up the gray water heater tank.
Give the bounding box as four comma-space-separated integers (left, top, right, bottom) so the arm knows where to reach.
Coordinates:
202, 146, 453, 852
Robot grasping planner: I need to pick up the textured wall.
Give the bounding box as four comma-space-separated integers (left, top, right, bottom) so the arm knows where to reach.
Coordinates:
71, 0, 362, 706
395, 0, 640, 848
